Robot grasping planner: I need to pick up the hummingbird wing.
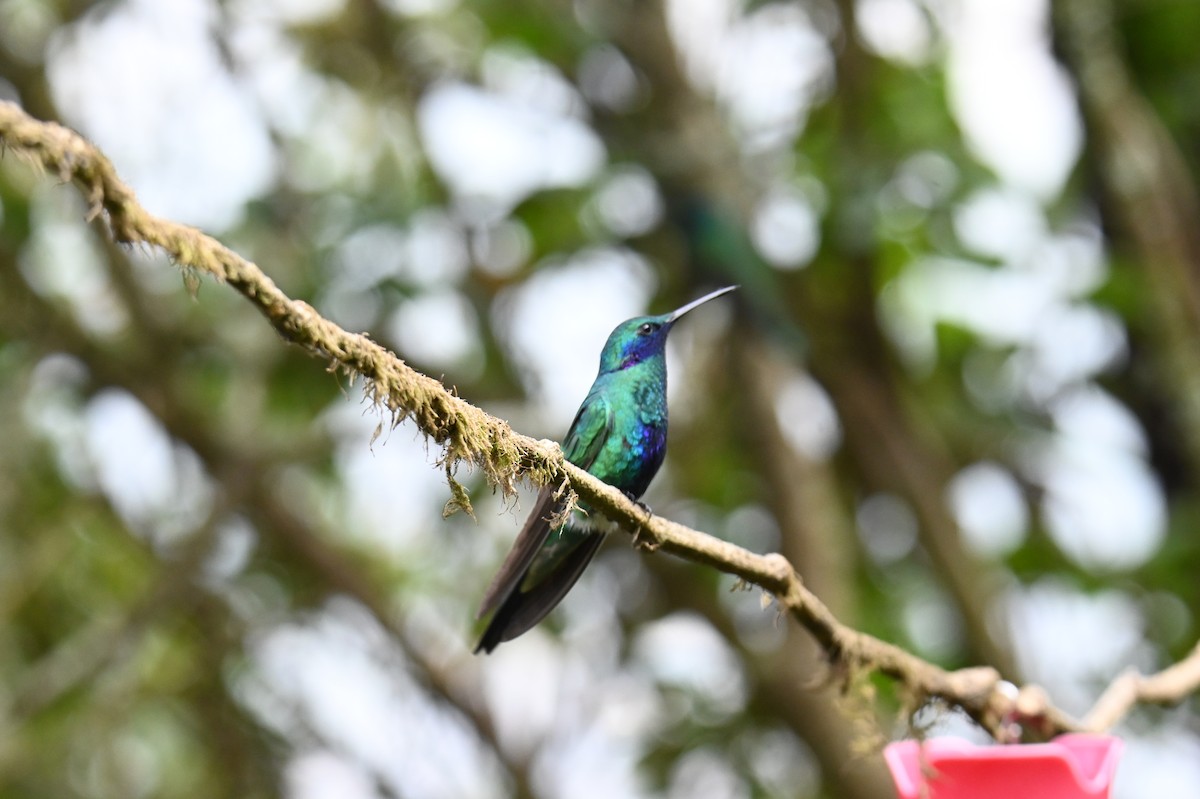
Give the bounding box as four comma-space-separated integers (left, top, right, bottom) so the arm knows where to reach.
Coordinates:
474, 524, 606, 653
474, 394, 613, 652
474, 485, 563, 621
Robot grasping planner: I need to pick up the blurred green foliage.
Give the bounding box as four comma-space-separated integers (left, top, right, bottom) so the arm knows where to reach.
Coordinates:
2, 0, 1200, 798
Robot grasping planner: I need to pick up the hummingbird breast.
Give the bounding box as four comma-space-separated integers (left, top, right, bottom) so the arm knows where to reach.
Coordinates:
593, 376, 668, 498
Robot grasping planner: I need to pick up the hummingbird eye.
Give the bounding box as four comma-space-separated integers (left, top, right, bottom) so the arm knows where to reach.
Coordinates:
637, 322, 658, 336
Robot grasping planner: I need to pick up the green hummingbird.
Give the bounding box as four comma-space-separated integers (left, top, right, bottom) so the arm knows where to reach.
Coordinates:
475, 285, 737, 653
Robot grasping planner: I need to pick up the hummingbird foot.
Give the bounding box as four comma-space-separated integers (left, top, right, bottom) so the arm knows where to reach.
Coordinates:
622, 490, 653, 519
632, 524, 661, 552
621, 491, 659, 552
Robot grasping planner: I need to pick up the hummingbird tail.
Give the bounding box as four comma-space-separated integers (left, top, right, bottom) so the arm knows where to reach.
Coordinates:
474, 530, 605, 654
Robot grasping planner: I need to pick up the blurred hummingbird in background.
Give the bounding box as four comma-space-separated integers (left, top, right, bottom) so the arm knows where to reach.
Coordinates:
474, 285, 738, 653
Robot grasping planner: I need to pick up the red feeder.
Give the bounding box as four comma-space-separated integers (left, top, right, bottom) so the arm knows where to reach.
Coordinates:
884, 734, 1123, 799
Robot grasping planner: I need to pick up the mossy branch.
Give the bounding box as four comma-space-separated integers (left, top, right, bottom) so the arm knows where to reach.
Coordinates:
3, 99, 1195, 740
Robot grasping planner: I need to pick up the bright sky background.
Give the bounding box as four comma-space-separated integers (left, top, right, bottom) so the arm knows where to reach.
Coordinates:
23, 0, 1195, 796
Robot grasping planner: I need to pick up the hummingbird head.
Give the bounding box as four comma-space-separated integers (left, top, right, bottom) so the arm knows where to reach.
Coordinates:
598, 286, 737, 373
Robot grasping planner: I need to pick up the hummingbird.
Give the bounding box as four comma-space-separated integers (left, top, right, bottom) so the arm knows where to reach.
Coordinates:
475, 285, 737, 653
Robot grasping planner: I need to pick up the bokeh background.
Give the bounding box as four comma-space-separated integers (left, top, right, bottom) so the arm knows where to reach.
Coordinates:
2, 0, 1200, 796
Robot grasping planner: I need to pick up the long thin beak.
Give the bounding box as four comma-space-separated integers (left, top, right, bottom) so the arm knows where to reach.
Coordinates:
665, 285, 738, 323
